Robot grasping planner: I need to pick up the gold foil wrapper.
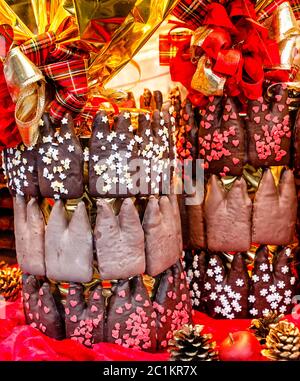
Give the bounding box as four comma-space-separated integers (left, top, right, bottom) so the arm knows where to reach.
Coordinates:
191, 55, 226, 96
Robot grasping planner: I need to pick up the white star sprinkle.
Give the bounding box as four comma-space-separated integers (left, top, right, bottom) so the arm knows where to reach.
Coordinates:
102, 115, 108, 123
61, 117, 68, 125
92, 155, 99, 162
68, 145, 75, 152
64, 133, 71, 140
124, 112, 131, 119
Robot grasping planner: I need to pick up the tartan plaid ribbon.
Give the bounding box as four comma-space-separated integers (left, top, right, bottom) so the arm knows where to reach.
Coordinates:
19, 31, 89, 123
171, 0, 211, 29
257, 0, 300, 22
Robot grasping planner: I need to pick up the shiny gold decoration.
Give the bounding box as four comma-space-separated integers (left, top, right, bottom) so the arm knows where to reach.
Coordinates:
0, 262, 22, 301
3, 46, 46, 146
250, 311, 284, 344
168, 324, 219, 361
142, 274, 155, 297
262, 320, 300, 361
270, 2, 299, 42
191, 55, 226, 96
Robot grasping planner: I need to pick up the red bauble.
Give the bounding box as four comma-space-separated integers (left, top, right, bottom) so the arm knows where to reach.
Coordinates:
219, 331, 262, 361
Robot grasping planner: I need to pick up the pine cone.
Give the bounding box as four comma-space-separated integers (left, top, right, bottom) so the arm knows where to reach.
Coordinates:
168, 324, 218, 361
250, 311, 284, 344
0, 265, 22, 301
262, 320, 300, 360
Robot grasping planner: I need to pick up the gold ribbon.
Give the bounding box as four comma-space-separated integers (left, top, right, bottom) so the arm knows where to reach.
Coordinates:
3, 47, 46, 147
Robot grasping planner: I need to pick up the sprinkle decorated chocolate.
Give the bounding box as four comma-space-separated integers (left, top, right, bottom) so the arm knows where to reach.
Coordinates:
198, 95, 245, 176
153, 261, 192, 350
22, 275, 65, 340
3, 143, 39, 197
247, 84, 291, 167
65, 283, 105, 347
249, 246, 296, 317
186, 250, 207, 311
201, 253, 250, 319
106, 276, 156, 352
37, 113, 84, 200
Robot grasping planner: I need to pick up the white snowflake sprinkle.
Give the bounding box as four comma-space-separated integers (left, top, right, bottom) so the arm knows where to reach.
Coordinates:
249, 308, 258, 316
259, 263, 268, 272
281, 265, 289, 274
248, 295, 256, 303
236, 279, 244, 287
252, 275, 259, 283
209, 258, 217, 267
262, 274, 270, 282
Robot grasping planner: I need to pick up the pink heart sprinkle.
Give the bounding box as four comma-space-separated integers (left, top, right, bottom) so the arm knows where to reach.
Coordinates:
70, 315, 77, 323
135, 294, 143, 302
65, 308, 70, 315
223, 114, 229, 122
125, 303, 132, 310
283, 125, 290, 132
252, 106, 259, 113
43, 306, 50, 314
115, 339, 122, 346
35, 313, 40, 320
25, 302, 29, 309
254, 134, 260, 141
278, 104, 284, 112
41, 325, 46, 333
207, 114, 214, 121
112, 330, 119, 339
93, 318, 100, 326
275, 94, 282, 102
24, 293, 30, 300
254, 116, 261, 124
161, 316, 167, 323
230, 112, 237, 120
116, 307, 123, 314
220, 172, 226, 177
84, 339, 92, 347
70, 289, 76, 296
118, 290, 126, 298
93, 292, 100, 300
225, 104, 232, 112
144, 300, 150, 307
168, 276, 173, 284
91, 305, 98, 313
232, 139, 239, 147
204, 122, 211, 129
85, 332, 92, 339
70, 300, 78, 308
30, 322, 37, 328
37, 300, 42, 307
150, 321, 156, 327
266, 136, 272, 143
223, 166, 230, 173
232, 157, 240, 165
209, 105, 215, 112
262, 104, 268, 112
182, 294, 187, 301
265, 114, 272, 121
28, 313, 33, 320
286, 131, 291, 138
258, 97, 264, 103
167, 291, 173, 299
209, 96, 214, 102
199, 148, 205, 156
39, 289, 44, 296
206, 155, 212, 162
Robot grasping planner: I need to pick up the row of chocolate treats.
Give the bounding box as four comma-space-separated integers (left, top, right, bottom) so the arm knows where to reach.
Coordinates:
185, 246, 296, 319
176, 84, 300, 178
22, 260, 192, 351
2, 109, 176, 199
14, 193, 182, 283
177, 168, 297, 253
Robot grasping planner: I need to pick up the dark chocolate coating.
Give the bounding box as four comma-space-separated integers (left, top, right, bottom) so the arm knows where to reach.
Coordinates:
45, 200, 93, 283
293, 108, 300, 176
14, 196, 45, 276
246, 84, 291, 167
22, 275, 65, 340
94, 198, 145, 280
201, 253, 249, 318
187, 250, 207, 311
205, 175, 252, 252
106, 276, 157, 352
136, 111, 171, 196
37, 113, 84, 199
3, 143, 39, 197
252, 169, 297, 245
153, 261, 192, 350
143, 196, 180, 277
65, 283, 105, 347
198, 95, 245, 176
88, 111, 138, 198
249, 246, 296, 317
